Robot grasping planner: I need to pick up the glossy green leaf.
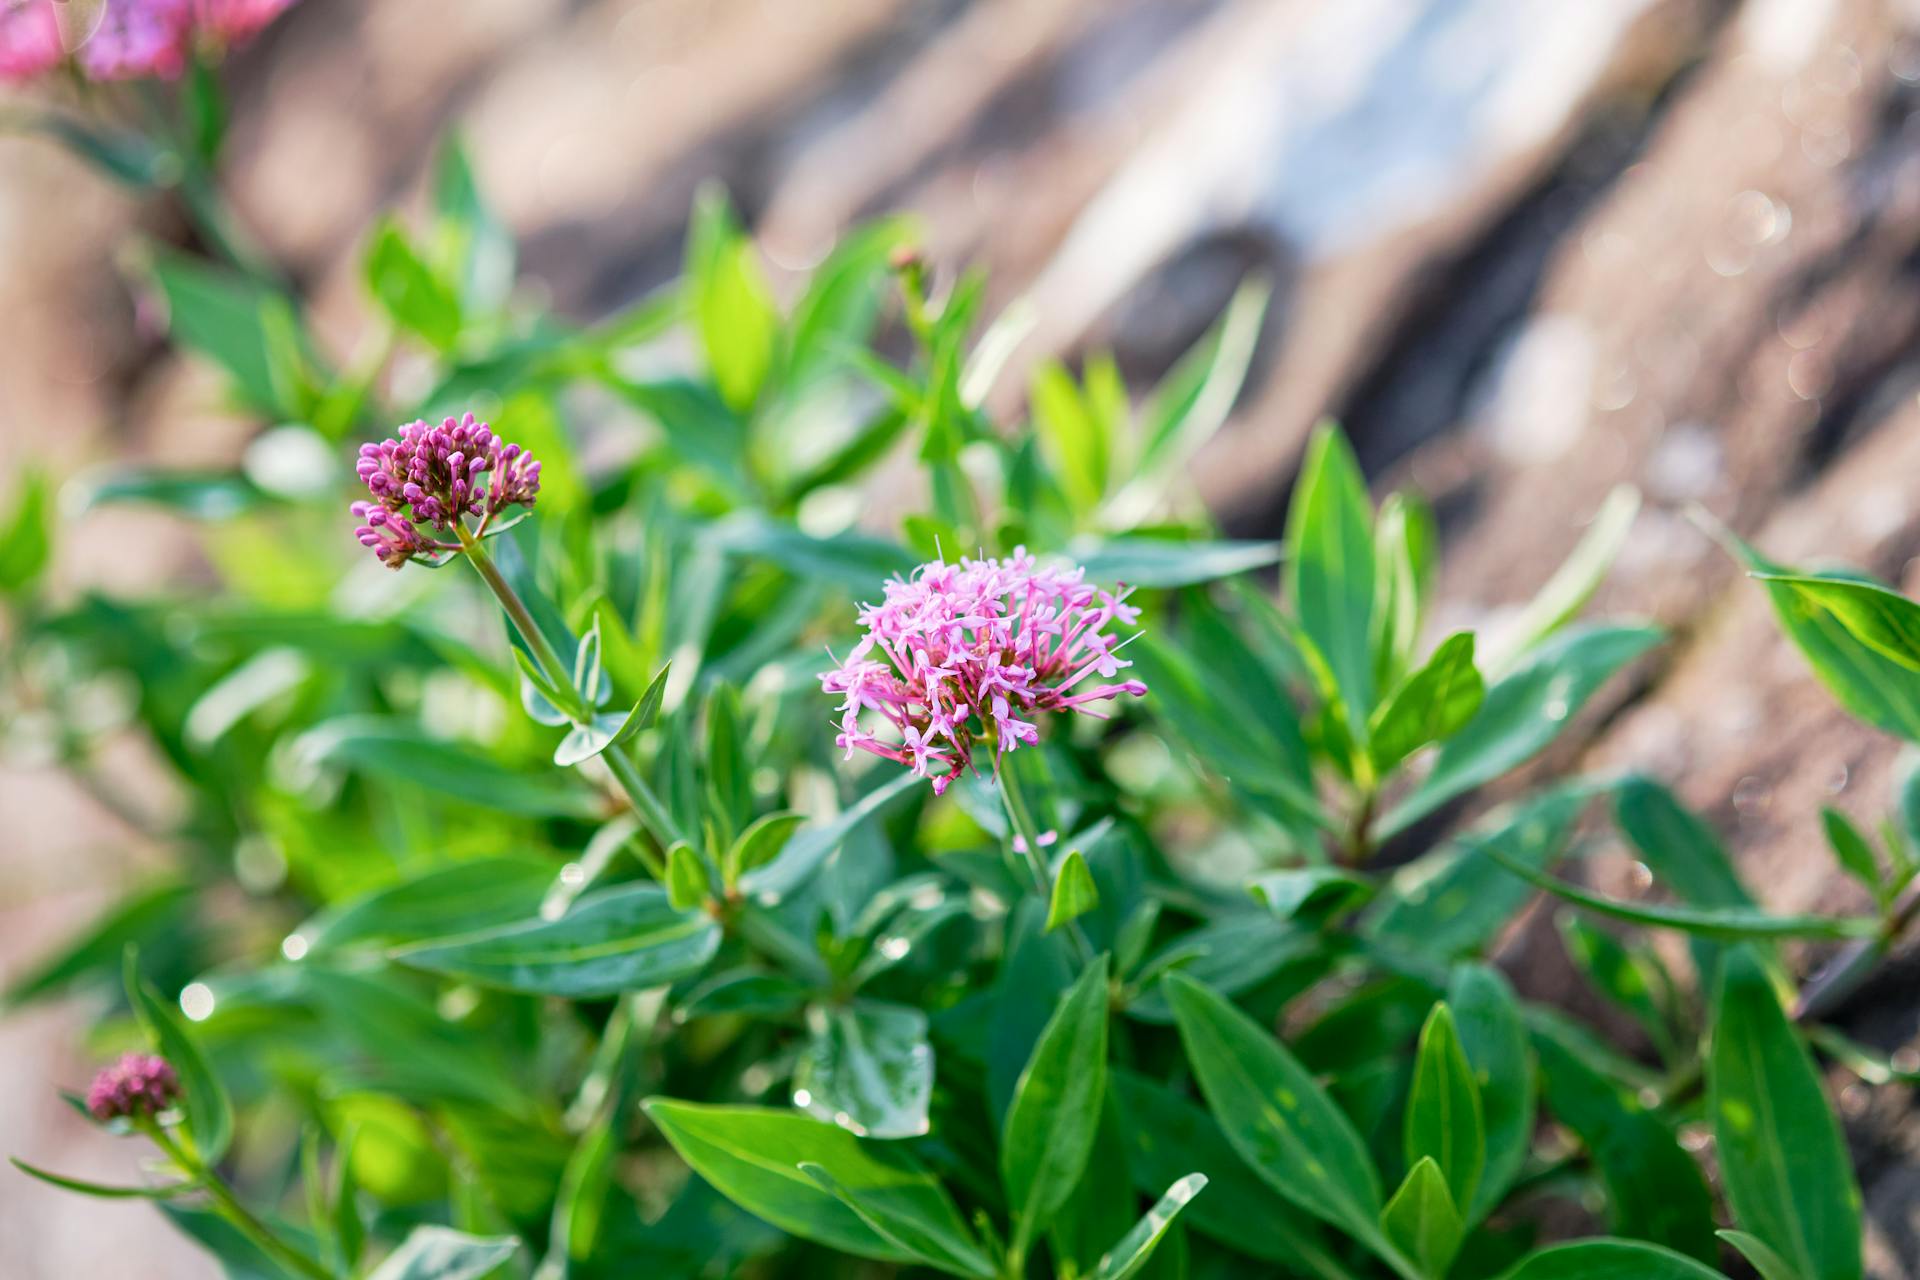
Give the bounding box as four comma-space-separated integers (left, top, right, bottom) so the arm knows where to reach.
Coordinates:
366, 218, 462, 351
1379, 625, 1659, 837
665, 843, 710, 912
1532, 1020, 1717, 1261
1107, 1072, 1351, 1278
1379, 1158, 1462, 1280
393, 884, 720, 998
1046, 850, 1100, 932
610, 662, 673, 749
1071, 537, 1285, 589
798, 1162, 995, 1278
725, 810, 806, 887
1494, 1239, 1727, 1280
793, 1000, 932, 1140
1726, 533, 1920, 741
739, 772, 918, 902
1717, 1230, 1802, 1280
365, 1226, 519, 1280
1476, 839, 1876, 941
292, 859, 552, 955
688, 189, 778, 413
1248, 867, 1374, 924
1819, 807, 1882, 894
0, 467, 52, 594
1446, 964, 1533, 1223
1709, 947, 1863, 1280
1163, 971, 1385, 1252
1126, 913, 1325, 1023
1287, 423, 1377, 740
1002, 955, 1111, 1258
1404, 1004, 1483, 1215
642, 1099, 962, 1267
1370, 631, 1484, 774
1094, 1173, 1208, 1280
1757, 572, 1920, 672
553, 711, 632, 767
1481, 485, 1639, 678
125, 954, 232, 1164
9, 1157, 191, 1200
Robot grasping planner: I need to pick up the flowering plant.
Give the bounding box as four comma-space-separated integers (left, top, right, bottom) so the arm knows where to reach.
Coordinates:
4, 66, 1919, 1280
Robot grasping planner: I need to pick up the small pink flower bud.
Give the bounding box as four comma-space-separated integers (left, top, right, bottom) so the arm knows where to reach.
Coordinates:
85, 1052, 181, 1122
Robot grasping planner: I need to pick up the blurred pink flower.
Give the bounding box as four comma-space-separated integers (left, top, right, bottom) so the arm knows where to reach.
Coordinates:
821, 549, 1146, 794
193, 0, 297, 43
0, 1, 64, 83
86, 1052, 181, 1122
75, 0, 300, 81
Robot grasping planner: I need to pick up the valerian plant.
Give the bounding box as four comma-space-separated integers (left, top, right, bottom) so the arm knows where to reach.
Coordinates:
3, 56, 1918, 1280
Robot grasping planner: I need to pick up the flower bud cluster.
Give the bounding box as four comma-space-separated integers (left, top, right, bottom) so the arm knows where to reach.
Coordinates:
350, 413, 540, 568
85, 1052, 180, 1122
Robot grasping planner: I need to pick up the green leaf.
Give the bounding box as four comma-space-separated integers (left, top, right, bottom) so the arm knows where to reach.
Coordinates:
1481, 485, 1639, 677
1046, 850, 1100, 932
1032, 360, 1111, 510
1107, 1072, 1350, 1278
1756, 572, 1920, 672
365, 1226, 519, 1280
1494, 1239, 1728, 1280
1475, 839, 1877, 941
148, 254, 309, 416
365, 218, 463, 351
393, 884, 720, 998
294, 716, 600, 819
1559, 914, 1678, 1062
1709, 947, 1864, 1280
1612, 776, 1757, 983
68, 466, 270, 521
1369, 632, 1485, 774
611, 662, 673, 749
8, 1157, 191, 1200
1094, 1173, 1208, 1280
798, 1163, 995, 1278
1372, 492, 1436, 691
642, 1098, 967, 1268
1379, 624, 1659, 837
1287, 423, 1377, 741
725, 811, 806, 887
1717, 1231, 1802, 1280
1125, 913, 1325, 1023
1163, 971, 1386, 1252
1446, 964, 1534, 1223
1819, 807, 1882, 895
0, 467, 52, 594
1248, 867, 1374, 924
1724, 532, 1920, 741
1379, 1158, 1463, 1280
688, 188, 778, 413
665, 844, 710, 911
1531, 1020, 1717, 1261
793, 1000, 932, 1140
706, 513, 914, 591
291, 858, 553, 955
1071, 537, 1285, 588
739, 772, 919, 901
1404, 1004, 1484, 1215
1002, 954, 1111, 1258
553, 712, 632, 767
125, 953, 233, 1164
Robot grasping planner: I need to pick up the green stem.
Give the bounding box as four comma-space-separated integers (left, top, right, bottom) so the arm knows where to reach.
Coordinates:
999, 762, 1094, 965
459, 526, 689, 856
145, 1124, 333, 1280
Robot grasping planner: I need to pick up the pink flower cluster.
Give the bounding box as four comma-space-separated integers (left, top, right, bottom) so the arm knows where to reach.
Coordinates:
350, 413, 541, 569
821, 550, 1147, 794
0, 0, 298, 84
86, 1052, 180, 1122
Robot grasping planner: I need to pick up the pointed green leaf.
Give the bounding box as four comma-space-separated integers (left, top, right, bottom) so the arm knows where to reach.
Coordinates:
798, 1162, 995, 1278
1495, 1239, 1728, 1280
665, 844, 710, 912
365, 1226, 519, 1280
610, 662, 672, 749
725, 810, 806, 887
1370, 632, 1484, 774
1248, 867, 1374, 924
1379, 624, 1659, 837
393, 884, 720, 998
1819, 807, 1882, 895
1163, 971, 1385, 1252
642, 1098, 962, 1267
1756, 572, 1920, 672
1094, 1173, 1208, 1280
553, 711, 631, 767
1046, 850, 1100, 932
9, 1157, 191, 1200
1481, 485, 1639, 678
1380, 1159, 1463, 1280
1558, 915, 1678, 1062
365, 218, 463, 352
125, 952, 232, 1164
688, 189, 777, 413
1287, 423, 1377, 740
1002, 955, 1111, 1258
0, 467, 52, 595
1718, 1231, 1801, 1280
1447, 964, 1533, 1223
1710, 947, 1863, 1280
793, 1000, 932, 1140
1404, 1004, 1484, 1215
